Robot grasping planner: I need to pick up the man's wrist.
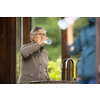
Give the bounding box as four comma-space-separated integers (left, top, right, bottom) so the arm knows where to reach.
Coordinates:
38, 39, 42, 46
38, 41, 42, 46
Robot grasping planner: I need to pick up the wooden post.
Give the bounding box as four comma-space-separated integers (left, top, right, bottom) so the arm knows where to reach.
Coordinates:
0, 17, 16, 84
96, 17, 100, 84
23, 17, 31, 44
61, 17, 71, 80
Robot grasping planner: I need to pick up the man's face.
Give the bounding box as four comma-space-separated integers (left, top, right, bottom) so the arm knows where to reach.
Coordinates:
31, 29, 46, 43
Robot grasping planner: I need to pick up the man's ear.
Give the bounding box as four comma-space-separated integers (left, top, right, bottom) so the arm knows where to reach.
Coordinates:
31, 35, 34, 40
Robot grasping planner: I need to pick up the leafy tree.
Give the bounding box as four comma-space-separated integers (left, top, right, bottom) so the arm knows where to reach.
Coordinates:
48, 58, 61, 80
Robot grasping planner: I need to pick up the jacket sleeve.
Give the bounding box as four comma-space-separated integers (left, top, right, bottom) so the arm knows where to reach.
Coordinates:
20, 43, 41, 59
67, 34, 82, 55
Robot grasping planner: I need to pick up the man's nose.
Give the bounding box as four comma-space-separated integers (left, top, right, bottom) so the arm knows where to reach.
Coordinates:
41, 34, 44, 38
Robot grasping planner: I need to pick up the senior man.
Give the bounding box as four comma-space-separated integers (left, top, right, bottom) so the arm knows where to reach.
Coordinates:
18, 26, 51, 84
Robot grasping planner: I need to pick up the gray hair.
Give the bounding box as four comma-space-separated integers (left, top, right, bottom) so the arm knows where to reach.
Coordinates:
30, 26, 47, 42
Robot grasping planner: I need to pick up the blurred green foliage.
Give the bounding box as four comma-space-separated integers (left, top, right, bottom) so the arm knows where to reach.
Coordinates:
48, 58, 61, 81
16, 53, 20, 83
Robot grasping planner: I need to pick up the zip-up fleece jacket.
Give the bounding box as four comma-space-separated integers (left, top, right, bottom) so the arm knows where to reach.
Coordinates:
67, 17, 96, 81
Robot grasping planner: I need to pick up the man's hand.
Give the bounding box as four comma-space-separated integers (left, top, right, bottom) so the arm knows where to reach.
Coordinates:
38, 37, 49, 46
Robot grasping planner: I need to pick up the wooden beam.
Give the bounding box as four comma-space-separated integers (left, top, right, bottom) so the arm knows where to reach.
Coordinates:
23, 17, 31, 44
0, 17, 16, 84
61, 18, 70, 80
96, 17, 100, 84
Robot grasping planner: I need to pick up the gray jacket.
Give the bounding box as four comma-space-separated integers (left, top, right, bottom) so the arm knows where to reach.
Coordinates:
17, 42, 51, 84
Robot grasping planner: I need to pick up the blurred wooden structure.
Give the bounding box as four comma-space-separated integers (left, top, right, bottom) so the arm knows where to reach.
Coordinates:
0, 17, 16, 84
61, 24, 70, 81
0, 17, 31, 84
23, 18, 31, 44
96, 17, 100, 84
